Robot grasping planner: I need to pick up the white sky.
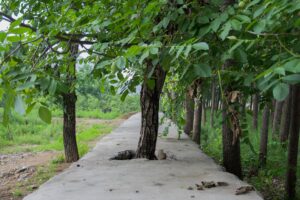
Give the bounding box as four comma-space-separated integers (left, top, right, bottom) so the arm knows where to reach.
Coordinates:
0, 20, 9, 31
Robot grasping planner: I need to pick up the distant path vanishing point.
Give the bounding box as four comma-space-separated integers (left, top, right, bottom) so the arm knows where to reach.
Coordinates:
24, 113, 263, 200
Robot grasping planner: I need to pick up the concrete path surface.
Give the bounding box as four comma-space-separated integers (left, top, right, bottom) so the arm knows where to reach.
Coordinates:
24, 113, 263, 200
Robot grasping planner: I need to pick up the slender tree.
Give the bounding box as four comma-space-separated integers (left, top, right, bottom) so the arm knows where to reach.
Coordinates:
285, 85, 300, 199
62, 43, 79, 162
272, 100, 284, 138
280, 87, 292, 144
259, 105, 270, 167
210, 81, 216, 127
192, 81, 202, 144
184, 88, 195, 136
252, 93, 259, 130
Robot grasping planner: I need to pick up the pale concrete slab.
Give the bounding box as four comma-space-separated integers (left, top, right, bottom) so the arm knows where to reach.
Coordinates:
24, 113, 263, 200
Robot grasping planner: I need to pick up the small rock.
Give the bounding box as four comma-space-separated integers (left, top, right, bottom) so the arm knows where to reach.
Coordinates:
217, 181, 229, 186
76, 164, 80, 167
190, 195, 195, 198
157, 149, 167, 160
187, 186, 194, 190
109, 189, 113, 192
235, 186, 254, 195
202, 181, 216, 188
31, 185, 38, 190
195, 184, 203, 190
135, 190, 139, 193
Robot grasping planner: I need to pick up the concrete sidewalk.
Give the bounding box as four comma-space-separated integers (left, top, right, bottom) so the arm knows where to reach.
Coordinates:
24, 113, 263, 200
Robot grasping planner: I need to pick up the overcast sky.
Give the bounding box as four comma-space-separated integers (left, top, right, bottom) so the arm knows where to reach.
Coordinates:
0, 20, 9, 31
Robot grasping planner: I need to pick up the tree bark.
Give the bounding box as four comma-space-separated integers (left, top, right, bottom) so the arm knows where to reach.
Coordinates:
252, 93, 259, 130
184, 89, 195, 136
192, 84, 202, 145
221, 59, 242, 179
280, 87, 292, 143
272, 100, 284, 138
62, 92, 79, 162
62, 43, 79, 163
202, 100, 206, 125
222, 107, 242, 179
210, 81, 216, 127
259, 105, 270, 167
135, 63, 166, 159
285, 84, 300, 199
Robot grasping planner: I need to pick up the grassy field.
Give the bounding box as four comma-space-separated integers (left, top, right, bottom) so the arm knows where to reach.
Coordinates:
0, 109, 118, 154
0, 107, 131, 199
201, 109, 300, 200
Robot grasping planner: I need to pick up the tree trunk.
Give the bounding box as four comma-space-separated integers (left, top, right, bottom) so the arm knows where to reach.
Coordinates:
280, 88, 292, 143
285, 84, 300, 199
135, 63, 166, 159
221, 59, 242, 179
252, 93, 259, 130
210, 81, 216, 127
62, 92, 79, 162
222, 107, 242, 179
272, 100, 284, 138
259, 105, 270, 167
192, 84, 202, 145
184, 90, 195, 136
202, 100, 206, 125
62, 43, 79, 163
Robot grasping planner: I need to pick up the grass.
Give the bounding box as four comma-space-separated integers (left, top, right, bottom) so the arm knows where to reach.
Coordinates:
200, 109, 300, 200
52, 109, 121, 120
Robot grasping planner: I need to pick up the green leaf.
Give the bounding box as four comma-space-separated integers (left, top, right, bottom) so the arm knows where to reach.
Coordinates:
273, 83, 289, 101
120, 90, 129, 102
48, 79, 57, 95
253, 20, 266, 34
150, 47, 159, 55
125, 45, 143, 57
10, 27, 32, 34
7, 35, 21, 42
282, 74, 300, 84
16, 81, 35, 91
220, 22, 231, 40
139, 50, 150, 64
193, 64, 211, 78
192, 42, 209, 51
0, 32, 6, 42
14, 95, 25, 115
184, 45, 192, 57
283, 59, 300, 73
116, 56, 126, 68
38, 106, 52, 124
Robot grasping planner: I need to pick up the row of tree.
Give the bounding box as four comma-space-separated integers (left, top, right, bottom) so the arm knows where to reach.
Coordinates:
0, 0, 299, 199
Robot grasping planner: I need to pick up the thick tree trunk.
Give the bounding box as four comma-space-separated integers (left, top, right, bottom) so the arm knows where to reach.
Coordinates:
259, 105, 270, 167
135, 63, 166, 159
272, 100, 284, 138
221, 59, 242, 179
184, 90, 195, 136
252, 94, 259, 130
210, 81, 216, 127
62, 43, 79, 163
62, 92, 79, 162
222, 107, 242, 179
285, 85, 300, 199
280, 88, 292, 143
192, 84, 202, 145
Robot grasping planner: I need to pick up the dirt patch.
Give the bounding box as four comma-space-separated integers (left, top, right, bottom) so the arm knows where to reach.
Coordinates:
0, 151, 66, 200
0, 116, 132, 200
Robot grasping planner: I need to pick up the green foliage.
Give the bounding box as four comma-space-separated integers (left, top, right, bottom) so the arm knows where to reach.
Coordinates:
201, 109, 300, 200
